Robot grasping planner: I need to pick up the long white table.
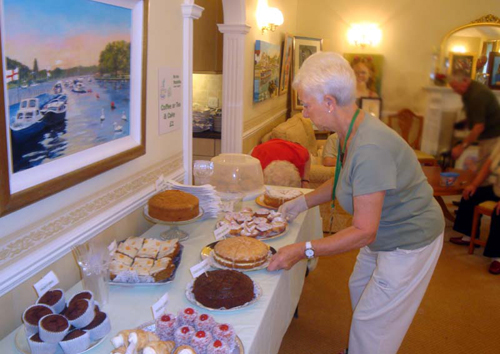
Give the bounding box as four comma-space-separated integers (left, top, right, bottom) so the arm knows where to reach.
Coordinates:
0, 201, 322, 354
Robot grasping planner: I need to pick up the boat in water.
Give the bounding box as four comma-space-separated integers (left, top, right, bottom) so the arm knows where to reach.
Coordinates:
53, 81, 64, 94
72, 81, 86, 93
41, 94, 68, 126
10, 98, 46, 143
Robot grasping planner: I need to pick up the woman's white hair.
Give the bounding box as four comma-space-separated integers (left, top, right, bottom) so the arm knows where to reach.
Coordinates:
263, 160, 301, 188
292, 52, 356, 106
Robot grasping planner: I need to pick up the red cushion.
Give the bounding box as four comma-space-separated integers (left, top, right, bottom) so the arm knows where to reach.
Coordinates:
251, 139, 309, 178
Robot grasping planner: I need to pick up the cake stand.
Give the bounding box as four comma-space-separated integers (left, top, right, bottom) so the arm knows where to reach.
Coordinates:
143, 206, 204, 241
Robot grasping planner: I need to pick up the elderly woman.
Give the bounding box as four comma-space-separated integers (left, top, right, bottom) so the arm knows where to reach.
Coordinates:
267, 52, 445, 354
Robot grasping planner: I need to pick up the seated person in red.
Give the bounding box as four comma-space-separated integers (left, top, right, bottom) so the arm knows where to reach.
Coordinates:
251, 139, 311, 188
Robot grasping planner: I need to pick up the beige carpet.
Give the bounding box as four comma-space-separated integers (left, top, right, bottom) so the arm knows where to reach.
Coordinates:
279, 214, 500, 354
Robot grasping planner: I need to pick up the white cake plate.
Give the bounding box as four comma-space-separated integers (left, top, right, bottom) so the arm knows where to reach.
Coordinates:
143, 206, 204, 241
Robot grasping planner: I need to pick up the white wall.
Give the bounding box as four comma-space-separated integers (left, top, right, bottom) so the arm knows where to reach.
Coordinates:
294, 0, 500, 113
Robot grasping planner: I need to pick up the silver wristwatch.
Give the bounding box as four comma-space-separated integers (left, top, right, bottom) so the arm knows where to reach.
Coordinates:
305, 241, 315, 259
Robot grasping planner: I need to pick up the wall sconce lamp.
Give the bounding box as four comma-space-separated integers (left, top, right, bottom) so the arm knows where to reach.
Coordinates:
347, 23, 382, 48
260, 7, 284, 34
451, 45, 467, 53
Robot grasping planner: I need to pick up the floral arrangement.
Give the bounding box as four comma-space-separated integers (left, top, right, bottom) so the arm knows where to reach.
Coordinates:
434, 73, 447, 86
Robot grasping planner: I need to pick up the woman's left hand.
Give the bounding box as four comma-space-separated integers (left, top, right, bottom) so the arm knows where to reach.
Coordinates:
267, 243, 305, 271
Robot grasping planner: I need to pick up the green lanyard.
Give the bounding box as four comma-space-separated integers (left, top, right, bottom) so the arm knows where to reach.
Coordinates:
331, 109, 360, 208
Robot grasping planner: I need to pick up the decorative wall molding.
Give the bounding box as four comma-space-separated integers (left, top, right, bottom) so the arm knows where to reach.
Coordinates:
470, 14, 500, 24
243, 108, 287, 139
218, 23, 251, 153
182, 1, 204, 184
0, 153, 184, 296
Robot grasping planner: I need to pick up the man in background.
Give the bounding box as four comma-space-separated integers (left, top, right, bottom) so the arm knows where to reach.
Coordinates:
449, 69, 500, 163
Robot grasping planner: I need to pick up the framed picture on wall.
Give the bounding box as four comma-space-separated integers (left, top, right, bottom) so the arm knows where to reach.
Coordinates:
448, 52, 477, 78
360, 97, 382, 119
292, 36, 323, 110
253, 40, 281, 102
487, 51, 500, 89
0, 0, 148, 216
279, 33, 294, 96
343, 53, 384, 99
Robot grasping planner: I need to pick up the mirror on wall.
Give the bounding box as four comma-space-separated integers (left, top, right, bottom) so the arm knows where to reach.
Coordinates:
439, 14, 500, 85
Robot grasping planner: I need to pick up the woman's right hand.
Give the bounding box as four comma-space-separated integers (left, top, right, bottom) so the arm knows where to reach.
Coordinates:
278, 195, 309, 222
462, 184, 477, 200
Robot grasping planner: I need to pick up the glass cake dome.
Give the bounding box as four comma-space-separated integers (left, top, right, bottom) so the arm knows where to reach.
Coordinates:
210, 154, 264, 199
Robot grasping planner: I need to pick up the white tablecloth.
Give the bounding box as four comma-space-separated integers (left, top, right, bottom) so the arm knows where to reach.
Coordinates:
0, 202, 323, 354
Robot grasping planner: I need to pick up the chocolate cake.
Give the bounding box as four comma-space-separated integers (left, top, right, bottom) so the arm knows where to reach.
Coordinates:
83, 311, 106, 330
38, 290, 63, 306
40, 314, 69, 332
192, 270, 255, 309
24, 305, 53, 326
62, 329, 86, 341
65, 299, 90, 321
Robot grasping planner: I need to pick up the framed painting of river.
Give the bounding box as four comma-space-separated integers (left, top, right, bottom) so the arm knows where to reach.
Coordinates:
0, 0, 148, 216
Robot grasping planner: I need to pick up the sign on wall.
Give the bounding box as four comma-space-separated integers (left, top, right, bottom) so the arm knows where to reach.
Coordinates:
158, 67, 182, 135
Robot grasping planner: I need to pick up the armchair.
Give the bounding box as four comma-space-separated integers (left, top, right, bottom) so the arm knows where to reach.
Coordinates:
261, 113, 352, 232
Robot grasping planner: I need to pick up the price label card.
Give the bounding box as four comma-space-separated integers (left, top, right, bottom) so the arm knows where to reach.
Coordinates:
151, 292, 169, 319
155, 174, 165, 191
190, 259, 211, 278
213, 224, 230, 241
108, 240, 117, 255
34, 271, 60, 297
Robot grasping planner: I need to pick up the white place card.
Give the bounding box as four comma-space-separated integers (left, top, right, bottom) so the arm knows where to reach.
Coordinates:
190, 258, 211, 278
108, 240, 117, 255
213, 224, 230, 241
34, 271, 59, 297
151, 292, 169, 319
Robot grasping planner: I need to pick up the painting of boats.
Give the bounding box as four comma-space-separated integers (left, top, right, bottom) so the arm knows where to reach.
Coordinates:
2, 0, 132, 173
253, 40, 281, 102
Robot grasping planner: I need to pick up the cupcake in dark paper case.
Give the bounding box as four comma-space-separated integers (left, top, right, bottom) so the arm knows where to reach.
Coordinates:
38, 314, 70, 343
65, 299, 94, 328
36, 288, 65, 314
82, 310, 111, 340
23, 304, 53, 336
59, 329, 91, 354
27, 332, 58, 354
68, 290, 94, 309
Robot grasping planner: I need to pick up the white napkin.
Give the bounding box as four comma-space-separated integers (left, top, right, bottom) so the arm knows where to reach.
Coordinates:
165, 180, 221, 219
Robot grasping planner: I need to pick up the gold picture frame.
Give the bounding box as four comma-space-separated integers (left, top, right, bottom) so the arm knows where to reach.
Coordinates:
0, 0, 148, 216
448, 52, 477, 79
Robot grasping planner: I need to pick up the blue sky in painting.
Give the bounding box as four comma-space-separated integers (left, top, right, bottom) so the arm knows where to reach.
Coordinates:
3, 0, 131, 69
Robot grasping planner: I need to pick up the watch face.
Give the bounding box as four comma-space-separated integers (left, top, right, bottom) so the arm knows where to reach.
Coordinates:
305, 249, 314, 258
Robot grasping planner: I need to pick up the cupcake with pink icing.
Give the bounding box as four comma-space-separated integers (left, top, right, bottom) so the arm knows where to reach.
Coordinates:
194, 313, 216, 332
174, 325, 195, 346
177, 307, 198, 326
212, 323, 236, 350
206, 339, 232, 354
190, 330, 213, 354
155, 313, 177, 341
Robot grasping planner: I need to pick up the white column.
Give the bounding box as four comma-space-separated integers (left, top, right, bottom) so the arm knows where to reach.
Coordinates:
181, 1, 203, 184
217, 24, 251, 153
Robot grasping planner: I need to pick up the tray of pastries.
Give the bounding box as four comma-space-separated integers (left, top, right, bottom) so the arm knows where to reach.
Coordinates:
111, 307, 244, 353
109, 237, 182, 285
216, 207, 287, 241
